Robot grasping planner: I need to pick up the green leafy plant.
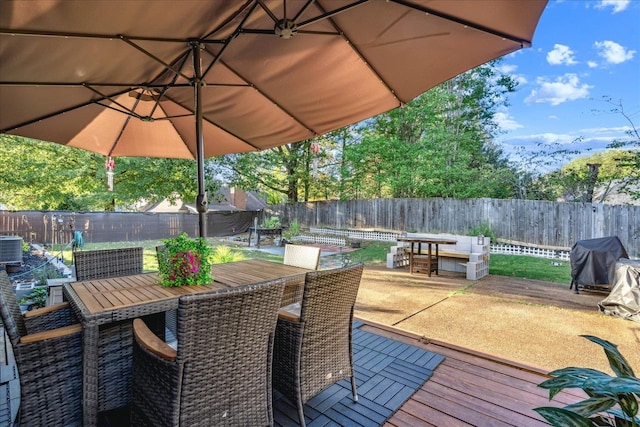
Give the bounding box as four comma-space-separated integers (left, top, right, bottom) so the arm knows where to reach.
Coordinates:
469, 222, 496, 242
534, 335, 640, 427
33, 264, 61, 286
283, 220, 300, 240
211, 246, 245, 264
158, 233, 213, 287
262, 216, 281, 228
19, 287, 48, 310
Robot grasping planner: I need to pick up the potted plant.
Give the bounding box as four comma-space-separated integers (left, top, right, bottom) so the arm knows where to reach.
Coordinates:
158, 233, 213, 287
534, 335, 640, 426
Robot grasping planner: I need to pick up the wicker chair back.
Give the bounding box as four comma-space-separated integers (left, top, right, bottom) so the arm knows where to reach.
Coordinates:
73, 246, 143, 280
0, 270, 83, 426
0, 270, 27, 341
284, 244, 321, 270
131, 278, 285, 426
273, 263, 364, 427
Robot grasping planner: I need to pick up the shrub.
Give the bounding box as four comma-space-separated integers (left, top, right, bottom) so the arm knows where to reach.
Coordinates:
34, 264, 61, 286
468, 222, 496, 242
262, 216, 281, 228
211, 246, 245, 264
283, 220, 300, 240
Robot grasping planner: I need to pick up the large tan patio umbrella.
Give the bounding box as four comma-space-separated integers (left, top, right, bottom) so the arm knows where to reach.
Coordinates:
0, 0, 547, 237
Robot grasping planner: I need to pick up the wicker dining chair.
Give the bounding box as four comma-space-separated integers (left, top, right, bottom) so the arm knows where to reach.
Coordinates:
73, 246, 143, 280
130, 278, 285, 426
281, 244, 322, 305
272, 263, 364, 427
283, 244, 321, 270
0, 270, 83, 426
69, 246, 148, 412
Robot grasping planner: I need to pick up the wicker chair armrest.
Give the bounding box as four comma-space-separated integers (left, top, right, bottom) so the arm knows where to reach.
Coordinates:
24, 301, 71, 317
20, 323, 82, 344
24, 302, 78, 332
278, 302, 301, 323
133, 318, 176, 362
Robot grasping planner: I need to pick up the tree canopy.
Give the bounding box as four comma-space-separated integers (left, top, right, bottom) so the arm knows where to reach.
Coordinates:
0, 135, 213, 211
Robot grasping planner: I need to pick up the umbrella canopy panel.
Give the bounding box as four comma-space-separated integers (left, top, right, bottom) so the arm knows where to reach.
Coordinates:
0, 0, 548, 158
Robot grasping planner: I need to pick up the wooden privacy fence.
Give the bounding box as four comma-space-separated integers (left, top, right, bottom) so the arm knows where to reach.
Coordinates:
265, 198, 640, 257
0, 210, 255, 245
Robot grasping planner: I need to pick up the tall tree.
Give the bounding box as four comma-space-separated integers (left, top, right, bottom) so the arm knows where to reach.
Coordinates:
213, 141, 313, 203
0, 135, 215, 210
344, 61, 517, 199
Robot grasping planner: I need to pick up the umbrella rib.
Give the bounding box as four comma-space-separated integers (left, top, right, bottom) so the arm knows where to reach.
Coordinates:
84, 84, 145, 120
292, 0, 317, 22
389, 0, 532, 47
0, 87, 131, 133
256, 0, 280, 24
202, 1, 262, 78
296, 0, 369, 29
310, 1, 403, 104
197, 1, 318, 138
0, 27, 199, 44
118, 35, 192, 81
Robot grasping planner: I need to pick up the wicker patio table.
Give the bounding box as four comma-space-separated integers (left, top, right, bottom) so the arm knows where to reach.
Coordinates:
63, 259, 311, 426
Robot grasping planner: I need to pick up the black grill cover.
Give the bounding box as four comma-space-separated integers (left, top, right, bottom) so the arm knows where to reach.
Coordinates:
570, 236, 629, 292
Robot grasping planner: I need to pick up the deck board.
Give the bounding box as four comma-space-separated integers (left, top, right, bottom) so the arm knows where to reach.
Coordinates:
359, 321, 586, 427
274, 321, 443, 426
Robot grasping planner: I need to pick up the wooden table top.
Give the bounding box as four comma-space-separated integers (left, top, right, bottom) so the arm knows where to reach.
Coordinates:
68, 272, 224, 315
212, 259, 310, 287
67, 259, 311, 316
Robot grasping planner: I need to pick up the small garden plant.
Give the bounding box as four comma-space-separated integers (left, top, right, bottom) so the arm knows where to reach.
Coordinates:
262, 216, 281, 228
283, 219, 300, 241
34, 264, 61, 286
211, 246, 245, 264
19, 287, 48, 311
534, 335, 640, 426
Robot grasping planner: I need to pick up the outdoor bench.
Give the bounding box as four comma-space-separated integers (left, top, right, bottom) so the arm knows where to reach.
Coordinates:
387, 233, 490, 280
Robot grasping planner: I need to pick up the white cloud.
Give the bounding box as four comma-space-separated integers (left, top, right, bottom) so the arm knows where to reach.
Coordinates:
547, 44, 578, 65
594, 0, 630, 13
498, 64, 527, 84
498, 64, 517, 73
515, 132, 576, 145
494, 111, 523, 131
548, 115, 558, 120
587, 60, 598, 68
579, 125, 632, 134
525, 74, 592, 106
594, 40, 636, 64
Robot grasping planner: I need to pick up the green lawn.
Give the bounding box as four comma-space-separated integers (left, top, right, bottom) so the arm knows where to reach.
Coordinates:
54, 239, 571, 284
488, 253, 571, 284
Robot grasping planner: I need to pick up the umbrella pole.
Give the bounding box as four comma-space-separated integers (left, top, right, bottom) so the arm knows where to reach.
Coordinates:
192, 41, 207, 238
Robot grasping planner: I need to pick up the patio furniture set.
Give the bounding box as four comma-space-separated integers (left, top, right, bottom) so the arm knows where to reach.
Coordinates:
387, 233, 491, 280
0, 244, 363, 426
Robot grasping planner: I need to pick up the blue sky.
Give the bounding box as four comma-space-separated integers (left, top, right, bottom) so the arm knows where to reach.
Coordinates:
495, 0, 639, 173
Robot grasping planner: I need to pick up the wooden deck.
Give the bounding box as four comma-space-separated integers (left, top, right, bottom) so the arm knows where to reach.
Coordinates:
1, 317, 584, 426
359, 320, 586, 427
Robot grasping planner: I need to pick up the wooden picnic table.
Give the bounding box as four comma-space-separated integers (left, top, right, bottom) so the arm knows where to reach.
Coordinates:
64, 259, 311, 426
397, 237, 457, 276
